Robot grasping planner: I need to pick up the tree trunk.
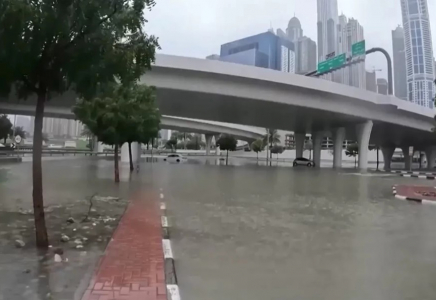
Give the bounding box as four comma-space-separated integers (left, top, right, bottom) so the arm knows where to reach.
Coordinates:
114, 144, 120, 183
257, 152, 258, 160
128, 142, 133, 172
270, 141, 272, 160
33, 91, 49, 248
376, 147, 379, 171
226, 150, 229, 165
354, 156, 357, 168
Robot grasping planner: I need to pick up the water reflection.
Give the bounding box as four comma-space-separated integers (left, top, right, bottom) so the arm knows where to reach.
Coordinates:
149, 159, 436, 300
1, 157, 436, 300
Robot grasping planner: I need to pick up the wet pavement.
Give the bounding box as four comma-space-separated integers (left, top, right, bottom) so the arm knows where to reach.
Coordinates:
1, 156, 436, 300
150, 158, 436, 300
0, 158, 140, 300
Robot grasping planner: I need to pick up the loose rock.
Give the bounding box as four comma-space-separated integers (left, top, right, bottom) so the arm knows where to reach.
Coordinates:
15, 240, 25, 248
18, 208, 32, 215
76, 245, 84, 249
66, 217, 75, 224
23, 269, 31, 274
73, 239, 83, 245
60, 234, 70, 242
54, 254, 62, 262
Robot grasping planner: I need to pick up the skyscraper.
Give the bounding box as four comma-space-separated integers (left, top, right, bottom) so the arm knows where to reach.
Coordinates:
366, 71, 377, 92
220, 31, 295, 73
392, 26, 408, 100
317, 0, 339, 62
283, 16, 317, 75
377, 78, 388, 95
286, 17, 303, 42
400, 0, 435, 108
295, 37, 317, 74
337, 15, 366, 88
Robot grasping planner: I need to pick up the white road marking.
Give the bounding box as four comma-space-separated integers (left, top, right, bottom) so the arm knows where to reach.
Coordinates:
167, 284, 181, 300
160, 193, 164, 199
422, 200, 436, 205
162, 239, 173, 259
161, 216, 168, 227
160, 202, 166, 210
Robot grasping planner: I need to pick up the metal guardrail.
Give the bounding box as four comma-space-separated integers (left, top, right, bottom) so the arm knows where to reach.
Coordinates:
0, 147, 117, 157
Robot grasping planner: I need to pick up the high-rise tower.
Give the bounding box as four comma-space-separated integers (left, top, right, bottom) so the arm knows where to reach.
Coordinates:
392, 26, 408, 100
400, 0, 435, 108
317, 0, 339, 62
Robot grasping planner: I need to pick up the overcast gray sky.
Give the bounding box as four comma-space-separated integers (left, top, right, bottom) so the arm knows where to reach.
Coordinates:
145, 0, 436, 78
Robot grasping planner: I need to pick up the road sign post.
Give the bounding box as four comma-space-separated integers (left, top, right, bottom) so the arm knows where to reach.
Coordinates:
317, 53, 346, 75
409, 146, 414, 171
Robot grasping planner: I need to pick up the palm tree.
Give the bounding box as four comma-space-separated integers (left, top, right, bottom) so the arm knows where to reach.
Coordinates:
263, 129, 281, 159
171, 131, 193, 149
10, 126, 27, 139
251, 139, 264, 160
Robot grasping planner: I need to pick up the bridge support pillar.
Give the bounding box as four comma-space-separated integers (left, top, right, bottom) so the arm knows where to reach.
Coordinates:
121, 142, 139, 163
312, 131, 323, 168
401, 146, 413, 170
425, 146, 436, 170
381, 146, 395, 171
356, 121, 373, 170
136, 143, 142, 162
205, 134, 213, 156
97, 142, 104, 153
295, 133, 305, 158
92, 136, 104, 154
214, 135, 221, 155
333, 127, 345, 168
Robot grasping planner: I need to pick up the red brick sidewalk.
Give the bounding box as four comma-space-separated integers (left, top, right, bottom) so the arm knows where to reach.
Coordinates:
81, 191, 166, 300
395, 185, 436, 202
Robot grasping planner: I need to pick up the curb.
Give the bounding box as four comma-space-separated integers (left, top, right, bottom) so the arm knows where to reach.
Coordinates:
160, 192, 181, 300
400, 174, 436, 180
372, 169, 436, 176
392, 185, 436, 205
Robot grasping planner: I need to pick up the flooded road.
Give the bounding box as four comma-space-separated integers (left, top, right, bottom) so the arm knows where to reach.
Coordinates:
1, 156, 436, 299
150, 158, 436, 300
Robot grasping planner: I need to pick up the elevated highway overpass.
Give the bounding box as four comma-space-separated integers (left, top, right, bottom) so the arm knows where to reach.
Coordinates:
1, 54, 435, 169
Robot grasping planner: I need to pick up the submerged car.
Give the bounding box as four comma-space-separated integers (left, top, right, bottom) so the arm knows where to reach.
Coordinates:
293, 157, 314, 167
163, 154, 187, 163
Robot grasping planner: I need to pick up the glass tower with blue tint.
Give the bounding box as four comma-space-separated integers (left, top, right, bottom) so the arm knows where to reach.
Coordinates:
401, 0, 435, 108
220, 31, 295, 73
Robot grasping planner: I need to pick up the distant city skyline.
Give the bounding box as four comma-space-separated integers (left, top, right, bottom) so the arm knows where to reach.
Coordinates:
145, 0, 436, 80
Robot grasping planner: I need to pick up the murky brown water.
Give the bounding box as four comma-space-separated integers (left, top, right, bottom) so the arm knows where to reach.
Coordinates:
1, 156, 436, 300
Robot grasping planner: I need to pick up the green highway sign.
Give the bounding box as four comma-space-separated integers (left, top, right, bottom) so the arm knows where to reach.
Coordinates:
352, 40, 366, 57
317, 53, 346, 74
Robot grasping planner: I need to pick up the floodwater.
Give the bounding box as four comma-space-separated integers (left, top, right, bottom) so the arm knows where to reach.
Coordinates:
1, 156, 436, 300
150, 157, 436, 300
